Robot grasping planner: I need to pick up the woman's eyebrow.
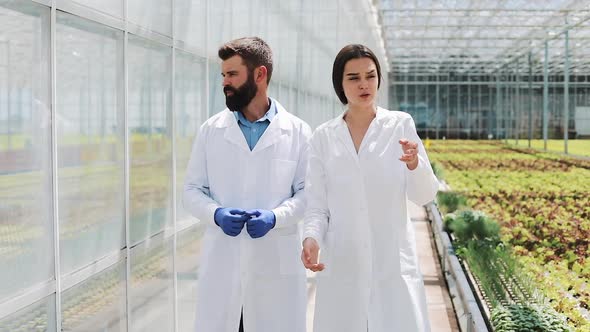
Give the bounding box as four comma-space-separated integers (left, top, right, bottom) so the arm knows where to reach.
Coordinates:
345, 70, 375, 76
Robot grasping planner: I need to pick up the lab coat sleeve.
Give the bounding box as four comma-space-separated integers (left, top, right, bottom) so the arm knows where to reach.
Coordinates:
271, 123, 312, 229
403, 116, 439, 206
302, 130, 330, 247
183, 125, 220, 226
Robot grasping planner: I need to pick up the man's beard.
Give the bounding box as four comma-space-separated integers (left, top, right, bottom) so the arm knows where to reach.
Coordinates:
224, 72, 258, 112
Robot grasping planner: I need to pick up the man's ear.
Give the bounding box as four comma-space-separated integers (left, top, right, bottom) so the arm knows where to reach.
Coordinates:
255, 66, 268, 83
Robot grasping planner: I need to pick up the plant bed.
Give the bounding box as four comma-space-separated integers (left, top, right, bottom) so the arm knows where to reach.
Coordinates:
429, 140, 590, 331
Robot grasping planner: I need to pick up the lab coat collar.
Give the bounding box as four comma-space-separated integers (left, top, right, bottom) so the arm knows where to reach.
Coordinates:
327, 106, 388, 129
214, 98, 290, 130
331, 106, 388, 159
218, 98, 291, 152
252, 99, 291, 153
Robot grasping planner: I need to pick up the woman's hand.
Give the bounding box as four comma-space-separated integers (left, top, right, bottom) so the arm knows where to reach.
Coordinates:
399, 139, 419, 170
301, 237, 325, 272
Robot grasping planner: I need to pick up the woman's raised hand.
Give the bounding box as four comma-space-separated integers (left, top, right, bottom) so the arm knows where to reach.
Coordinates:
399, 139, 419, 170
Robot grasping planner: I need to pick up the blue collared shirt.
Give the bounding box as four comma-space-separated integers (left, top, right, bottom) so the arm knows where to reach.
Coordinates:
234, 98, 277, 150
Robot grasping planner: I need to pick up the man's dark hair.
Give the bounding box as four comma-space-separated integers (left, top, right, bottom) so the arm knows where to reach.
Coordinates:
218, 37, 273, 84
332, 44, 382, 104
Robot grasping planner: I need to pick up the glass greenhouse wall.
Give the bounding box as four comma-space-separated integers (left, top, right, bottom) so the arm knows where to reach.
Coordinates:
383, 0, 590, 155
390, 69, 590, 142
0, 0, 386, 331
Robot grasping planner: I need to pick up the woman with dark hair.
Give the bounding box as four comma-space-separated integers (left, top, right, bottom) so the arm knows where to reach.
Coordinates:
301, 44, 438, 331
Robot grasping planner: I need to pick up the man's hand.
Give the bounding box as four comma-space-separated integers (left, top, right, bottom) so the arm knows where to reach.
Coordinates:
214, 208, 249, 236
301, 237, 325, 272
244, 209, 276, 239
399, 139, 419, 170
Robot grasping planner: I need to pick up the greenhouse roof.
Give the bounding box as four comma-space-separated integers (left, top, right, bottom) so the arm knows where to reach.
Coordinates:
377, 0, 590, 76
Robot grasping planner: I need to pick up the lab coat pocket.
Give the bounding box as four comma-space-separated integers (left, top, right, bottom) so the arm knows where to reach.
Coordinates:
278, 230, 304, 275
270, 159, 297, 195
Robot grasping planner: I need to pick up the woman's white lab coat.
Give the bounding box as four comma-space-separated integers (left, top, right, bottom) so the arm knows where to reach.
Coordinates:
183, 100, 311, 332
304, 108, 438, 332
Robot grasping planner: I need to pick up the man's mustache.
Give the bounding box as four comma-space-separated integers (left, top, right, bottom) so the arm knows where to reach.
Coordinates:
224, 86, 237, 95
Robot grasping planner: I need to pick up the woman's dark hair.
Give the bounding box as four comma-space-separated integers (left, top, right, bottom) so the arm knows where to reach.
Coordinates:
332, 44, 382, 104
218, 37, 273, 84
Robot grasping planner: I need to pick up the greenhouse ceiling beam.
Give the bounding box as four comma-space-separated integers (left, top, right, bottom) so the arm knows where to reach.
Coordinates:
389, 65, 590, 72
390, 57, 519, 63
389, 57, 590, 63
388, 71, 590, 76
381, 14, 573, 20
385, 36, 544, 40
377, 0, 590, 75
386, 41, 590, 48
383, 24, 570, 29
387, 81, 590, 87
424, 67, 583, 74
486, 0, 590, 72
387, 45, 529, 48
389, 64, 590, 72
379, 8, 589, 13
388, 57, 590, 65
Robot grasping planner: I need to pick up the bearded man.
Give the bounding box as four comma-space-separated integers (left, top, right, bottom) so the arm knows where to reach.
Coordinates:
183, 37, 311, 332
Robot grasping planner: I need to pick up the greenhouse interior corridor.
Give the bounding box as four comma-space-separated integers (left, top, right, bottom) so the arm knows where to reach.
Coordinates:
1, 0, 589, 331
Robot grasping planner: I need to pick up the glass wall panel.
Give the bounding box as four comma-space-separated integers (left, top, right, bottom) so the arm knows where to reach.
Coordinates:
129, 235, 174, 332
56, 12, 125, 274
230, 0, 252, 38
176, 224, 205, 332
267, 80, 278, 99
208, 60, 225, 115
60, 261, 126, 331
206, 0, 232, 58
175, 51, 206, 222
175, 0, 206, 55
269, 2, 298, 84
128, 0, 172, 37
548, 38, 562, 144
570, 24, 590, 148
0, 1, 53, 300
71, 0, 122, 19
279, 84, 289, 110
128, 35, 173, 245
0, 0, 392, 327
0, 295, 56, 332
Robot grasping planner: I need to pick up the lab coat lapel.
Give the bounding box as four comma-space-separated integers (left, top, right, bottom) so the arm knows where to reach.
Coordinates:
353, 108, 388, 156
334, 119, 360, 163
253, 121, 282, 153
356, 111, 382, 155
252, 102, 289, 154
220, 110, 251, 152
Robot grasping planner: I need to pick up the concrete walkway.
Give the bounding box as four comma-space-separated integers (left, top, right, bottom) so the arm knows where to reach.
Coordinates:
410, 202, 460, 332
306, 202, 459, 331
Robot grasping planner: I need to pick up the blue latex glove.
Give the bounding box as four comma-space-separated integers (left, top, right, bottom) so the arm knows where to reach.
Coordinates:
245, 209, 276, 238
214, 207, 249, 237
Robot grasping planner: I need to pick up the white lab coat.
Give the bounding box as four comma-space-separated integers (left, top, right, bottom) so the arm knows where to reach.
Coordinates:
304, 108, 438, 332
183, 99, 311, 332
